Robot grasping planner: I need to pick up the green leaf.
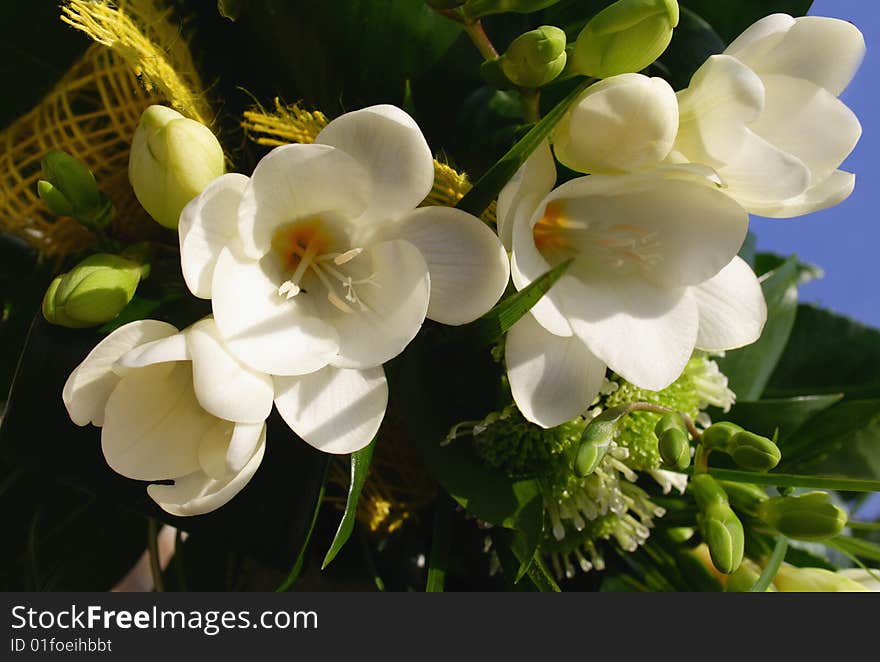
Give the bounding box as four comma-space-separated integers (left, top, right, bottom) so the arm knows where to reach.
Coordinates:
322, 439, 376, 569
719, 256, 799, 401
706, 468, 880, 493
217, 0, 242, 21
426, 494, 454, 592
659, 6, 725, 89
780, 400, 880, 476
457, 258, 573, 346
749, 536, 787, 592
277, 465, 329, 591
680, 1, 813, 44
724, 395, 843, 444
766, 305, 880, 401
826, 535, 880, 564
456, 77, 593, 217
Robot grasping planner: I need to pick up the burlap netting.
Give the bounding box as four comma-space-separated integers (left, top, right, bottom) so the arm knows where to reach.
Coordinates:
1, 0, 496, 535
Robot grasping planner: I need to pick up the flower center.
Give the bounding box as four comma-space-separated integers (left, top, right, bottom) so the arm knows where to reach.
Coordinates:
271, 218, 380, 313
533, 202, 662, 276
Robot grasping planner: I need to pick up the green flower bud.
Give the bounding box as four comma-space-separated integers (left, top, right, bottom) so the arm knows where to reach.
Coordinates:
689, 473, 727, 509
774, 565, 868, 592
700, 421, 742, 451
573, 0, 679, 78
654, 411, 685, 436
462, 0, 562, 20
38, 150, 113, 230
574, 418, 616, 476
129, 105, 225, 229
729, 431, 781, 472
658, 428, 690, 470
42, 253, 145, 328
725, 560, 767, 592
701, 501, 744, 574
719, 481, 767, 513
756, 492, 847, 541
499, 26, 567, 88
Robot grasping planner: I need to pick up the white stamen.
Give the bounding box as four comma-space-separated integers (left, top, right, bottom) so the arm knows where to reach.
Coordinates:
333, 248, 363, 265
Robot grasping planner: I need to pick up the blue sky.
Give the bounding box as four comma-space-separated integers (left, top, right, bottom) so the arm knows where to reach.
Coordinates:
750, 0, 878, 327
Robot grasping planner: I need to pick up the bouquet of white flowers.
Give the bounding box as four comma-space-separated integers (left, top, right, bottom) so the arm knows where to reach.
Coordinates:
0, 0, 877, 593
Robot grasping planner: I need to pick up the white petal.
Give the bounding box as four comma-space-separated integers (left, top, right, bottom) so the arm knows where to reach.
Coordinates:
748, 170, 856, 219
739, 16, 866, 97
236, 144, 370, 259
198, 420, 264, 480
716, 129, 811, 208
316, 105, 434, 225
178, 173, 248, 299
102, 363, 214, 480
318, 240, 430, 369
676, 54, 766, 167
186, 317, 274, 423
693, 256, 767, 352
62, 320, 178, 427
148, 425, 266, 517
496, 140, 556, 250
274, 366, 388, 454
116, 333, 190, 369
389, 206, 510, 325
725, 13, 796, 65
553, 74, 678, 175
541, 171, 749, 288
567, 276, 699, 391
750, 75, 861, 186
506, 314, 606, 428
650, 468, 688, 495
211, 246, 340, 376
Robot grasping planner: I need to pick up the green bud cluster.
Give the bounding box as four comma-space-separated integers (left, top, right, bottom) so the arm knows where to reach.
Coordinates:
470, 406, 585, 476
38, 150, 114, 231
757, 492, 847, 541
702, 422, 781, 472
42, 253, 145, 328
496, 26, 567, 88
572, 0, 679, 78
690, 474, 744, 574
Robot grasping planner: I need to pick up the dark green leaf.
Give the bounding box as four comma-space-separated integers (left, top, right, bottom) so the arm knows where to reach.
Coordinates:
322, 440, 376, 569
749, 536, 787, 592
766, 305, 880, 401
680, 1, 813, 44
706, 467, 880, 493
827, 535, 880, 564
659, 7, 725, 89
456, 77, 593, 216
719, 256, 799, 401
784, 545, 836, 571
724, 395, 843, 444
458, 258, 572, 346
782, 400, 880, 477
426, 494, 454, 592
277, 465, 329, 591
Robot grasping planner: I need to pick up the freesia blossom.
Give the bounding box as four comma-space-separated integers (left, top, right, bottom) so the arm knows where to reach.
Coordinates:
673, 14, 865, 217
498, 143, 766, 428
63, 318, 271, 515
552, 73, 679, 176
178, 105, 509, 452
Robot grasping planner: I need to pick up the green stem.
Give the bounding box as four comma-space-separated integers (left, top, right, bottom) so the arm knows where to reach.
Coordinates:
463, 20, 499, 60
275, 463, 329, 592
426, 494, 454, 592
750, 536, 788, 592
173, 528, 187, 592
521, 89, 541, 123
147, 518, 164, 593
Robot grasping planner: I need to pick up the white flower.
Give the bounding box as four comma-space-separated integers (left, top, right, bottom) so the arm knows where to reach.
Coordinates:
837, 568, 880, 592
499, 143, 766, 428
62, 318, 272, 516
673, 14, 865, 218
178, 105, 510, 453
552, 73, 679, 176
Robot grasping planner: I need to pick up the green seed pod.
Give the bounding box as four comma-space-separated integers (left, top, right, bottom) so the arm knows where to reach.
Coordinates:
658, 427, 691, 470
572, 0, 679, 78
574, 418, 617, 476
461, 0, 562, 20
499, 26, 567, 88
42, 253, 145, 328
129, 105, 225, 229
700, 421, 743, 451
701, 501, 745, 574
729, 431, 782, 472
38, 150, 113, 230
756, 492, 847, 541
